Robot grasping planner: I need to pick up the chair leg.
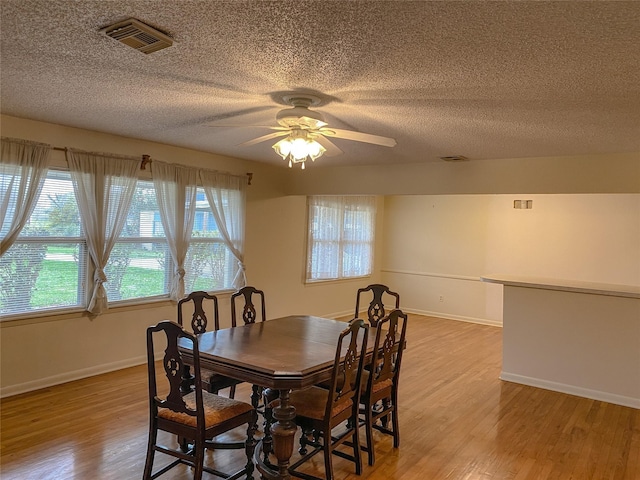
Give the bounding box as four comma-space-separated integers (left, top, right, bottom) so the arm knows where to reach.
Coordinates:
365, 404, 376, 466
244, 410, 258, 479
193, 439, 205, 480
229, 384, 236, 399
352, 413, 363, 475
142, 425, 157, 480
261, 388, 280, 465
298, 426, 313, 455
391, 390, 400, 448
178, 435, 191, 453
323, 429, 334, 480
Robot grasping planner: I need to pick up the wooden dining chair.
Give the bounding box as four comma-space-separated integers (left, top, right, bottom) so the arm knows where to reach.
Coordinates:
230, 286, 266, 326
272, 319, 369, 480
231, 286, 267, 410
354, 283, 400, 327
359, 309, 408, 466
143, 320, 257, 480
177, 291, 242, 398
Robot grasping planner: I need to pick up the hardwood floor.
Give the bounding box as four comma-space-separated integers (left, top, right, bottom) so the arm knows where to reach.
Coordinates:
1, 315, 638, 479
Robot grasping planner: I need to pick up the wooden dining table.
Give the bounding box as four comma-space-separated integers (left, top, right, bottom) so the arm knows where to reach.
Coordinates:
178, 314, 378, 480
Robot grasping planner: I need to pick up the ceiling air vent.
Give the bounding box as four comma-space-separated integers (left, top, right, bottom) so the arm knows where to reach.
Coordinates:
440, 155, 469, 162
101, 18, 173, 54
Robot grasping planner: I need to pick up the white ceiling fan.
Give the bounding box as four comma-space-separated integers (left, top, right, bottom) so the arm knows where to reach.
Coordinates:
209, 94, 397, 169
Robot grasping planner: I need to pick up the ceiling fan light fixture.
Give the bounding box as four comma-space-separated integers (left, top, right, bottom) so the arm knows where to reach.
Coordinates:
290, 137, 311, 160
272, 130, 326, 169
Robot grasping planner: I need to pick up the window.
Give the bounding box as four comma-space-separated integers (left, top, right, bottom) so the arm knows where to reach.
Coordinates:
99, 183, 242, 303
184, 187, 241, 294
306, 196, 376, 282
0, 169, 86, 314
106, 179, 168, 302
1, 175, 244, 316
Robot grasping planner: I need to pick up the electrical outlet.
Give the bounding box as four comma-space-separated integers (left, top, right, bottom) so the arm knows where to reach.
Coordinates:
439, 295, 444, 302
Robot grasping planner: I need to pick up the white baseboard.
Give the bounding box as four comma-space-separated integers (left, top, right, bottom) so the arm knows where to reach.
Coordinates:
325, 310, 355, 320
0, 356, 147, 399
330, 308, 502, 327
500, 372, 640, 410
404, 308, 503, 327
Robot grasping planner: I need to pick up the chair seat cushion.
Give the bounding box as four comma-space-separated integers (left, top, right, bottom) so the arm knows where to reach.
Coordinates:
360, 370, 393, 395
274, 387, 352, 421
158, 391, 253, 428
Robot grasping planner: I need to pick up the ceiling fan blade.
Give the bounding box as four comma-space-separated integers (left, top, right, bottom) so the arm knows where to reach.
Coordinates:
314, 135, 343, 157
206, 124, 288, 130
238, 131, 289, 147
202, 105, 275, 123
319, 127, 397, 147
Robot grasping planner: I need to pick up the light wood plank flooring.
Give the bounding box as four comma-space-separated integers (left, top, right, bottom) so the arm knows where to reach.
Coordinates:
1, 315, 638, 479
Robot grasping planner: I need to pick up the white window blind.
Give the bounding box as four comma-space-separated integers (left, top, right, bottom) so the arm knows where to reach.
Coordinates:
0, 169, 86, 314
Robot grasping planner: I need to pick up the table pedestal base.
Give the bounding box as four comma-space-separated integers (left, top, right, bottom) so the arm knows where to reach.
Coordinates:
255, 389, 297, 480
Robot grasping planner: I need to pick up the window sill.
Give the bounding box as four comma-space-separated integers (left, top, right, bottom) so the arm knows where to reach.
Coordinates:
304, 275, 372, 286
0, 289, 239, 328
0, 297, 173, 328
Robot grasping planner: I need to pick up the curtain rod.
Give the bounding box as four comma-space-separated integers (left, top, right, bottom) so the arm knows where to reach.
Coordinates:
51, 148, 252, 185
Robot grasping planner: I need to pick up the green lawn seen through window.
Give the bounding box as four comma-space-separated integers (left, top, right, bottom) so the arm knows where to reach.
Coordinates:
32, 259, 79, 308
31, 260, 169, 307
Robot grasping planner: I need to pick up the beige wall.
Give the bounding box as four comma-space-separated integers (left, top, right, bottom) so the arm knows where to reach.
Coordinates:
244, 194, 386, 320
1, 114, 638, 397
381, 193, 640, 325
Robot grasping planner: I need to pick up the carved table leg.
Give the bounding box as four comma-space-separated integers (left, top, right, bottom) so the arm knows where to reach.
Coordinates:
381, 398, 391, 428
271, 389, 297, 479
251, 384, 262, 410
180, 365, 194, 395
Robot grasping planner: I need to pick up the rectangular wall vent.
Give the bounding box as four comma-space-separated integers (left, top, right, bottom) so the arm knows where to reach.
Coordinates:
513, 200, 533, 209
101, 18, 173, 54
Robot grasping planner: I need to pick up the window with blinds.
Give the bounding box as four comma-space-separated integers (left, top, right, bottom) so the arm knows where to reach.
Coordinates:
0, 169, 86, 314
107, 182, 239, 301
306, 196, 376, 282
0, 174, 241, 316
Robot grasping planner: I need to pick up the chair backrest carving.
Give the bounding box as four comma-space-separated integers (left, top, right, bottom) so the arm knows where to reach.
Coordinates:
177, 291, 220, 334
325, 318, 369, 420
366, 309, 408, 394
146, 321, 204, 421
354, 284, 400, 327
231, 286, 266, 326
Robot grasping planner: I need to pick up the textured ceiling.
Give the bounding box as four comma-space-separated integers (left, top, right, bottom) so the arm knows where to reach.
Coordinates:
1, 0, 639, 168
